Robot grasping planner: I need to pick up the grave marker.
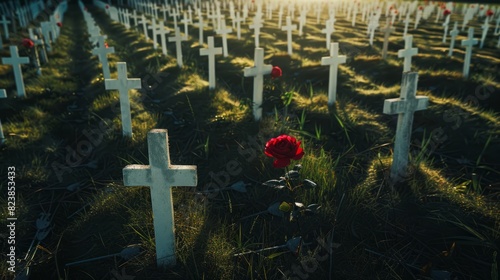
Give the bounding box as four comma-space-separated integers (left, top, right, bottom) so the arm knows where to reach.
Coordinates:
383, 72, 429, 182
448, 22, 459, 57
321, 19, 334, 49
215, 18, 232, 57
281, 16, 297, 55
321, 42, 346, 106
398, 35, 418, 72
461, 27, 478, 79
123, 129, 197, 267
244, 48, 272, 121
92, 36, 115, 79
2, 46, 30, 98
0, 15, 10, 39
168, 27, 187, 68
104, 62, 141, 137
249, 14, 263, 47
381, 19, 395, 59
199, 36, 222, 89
157, 21, 170, 56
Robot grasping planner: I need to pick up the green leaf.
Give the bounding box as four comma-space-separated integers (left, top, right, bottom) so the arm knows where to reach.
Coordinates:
262, 179, 286, 190
303, 179, 317, 189
279, 201, 292, 212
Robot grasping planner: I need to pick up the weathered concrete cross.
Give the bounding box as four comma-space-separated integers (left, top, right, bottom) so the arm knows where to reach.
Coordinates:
199, 36, 222, 89
398, 35, 418, 72
2, 46, 30, 98
123, 129, 197, 267
168, 27, 187, 68
321, 42, 346, 105
383, 72, 429, 182
92, 36, 115, 79
104, 62, 141, 137
461, 27, 478, 79
281, 16, 297, 55
244, 48, 272, 121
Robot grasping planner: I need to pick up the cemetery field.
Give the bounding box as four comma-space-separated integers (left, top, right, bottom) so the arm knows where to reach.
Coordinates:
1, 1, 500, 279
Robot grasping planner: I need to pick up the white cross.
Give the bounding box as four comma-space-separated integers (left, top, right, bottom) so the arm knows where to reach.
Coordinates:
244, 48, 272, 121
0, 89, 6, 142
168, 27, 187, 68
403, 13, 411, 38
461, 27, 478, 79
0, 15, 10, 39
442, 15, 450, 43
197, 16, 204, 45
157, 21, 170, 56
321, 42, 346, 106
181, 12, 190, 37
199, 36, 222, 89
480, 18, 489, 49
368, 18, 379, 46
2, 46, 30, 98
281, 16, 297, 55
215, 18, 232, 57
321, 19, 335, 49
92, 36, 115, 79
298, 11, 306, 36
398, 35, 418, 72
383, 72, 428, 182
148, 18, 159, 49
104, 62, 141, 137
381, 19, 395, 59
123, 129, 197, 268
234, 11, 243, 40
40, 22, 52, 52
138, 14, 148, 39
249, 14, 263, 47
448, 22, 459, 57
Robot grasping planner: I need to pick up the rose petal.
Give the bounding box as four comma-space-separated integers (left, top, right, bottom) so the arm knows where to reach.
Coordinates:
274, 158, 291, 168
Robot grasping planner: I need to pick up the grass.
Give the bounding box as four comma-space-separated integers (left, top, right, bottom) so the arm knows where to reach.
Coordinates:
0, 1, 499, 280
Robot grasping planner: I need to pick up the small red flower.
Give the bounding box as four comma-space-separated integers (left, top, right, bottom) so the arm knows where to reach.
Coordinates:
418, 6, 423, 11
56, 22, 62, 27
264, 135, 304, 168
486, 9, 494, 17
106, 5, 109, 9
270, 66, 282, 79
104, 42, 109, 48
21, 38, 34, 48
443, 9, 451, 17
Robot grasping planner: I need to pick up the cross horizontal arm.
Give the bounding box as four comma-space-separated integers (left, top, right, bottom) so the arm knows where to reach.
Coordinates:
123, 164, 152, 186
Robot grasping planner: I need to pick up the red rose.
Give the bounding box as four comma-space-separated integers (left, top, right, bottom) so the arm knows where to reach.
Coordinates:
264, 135, 304, 168
443, 9, 451, 16
486, 10, 494, 17
56, 22, 62, 27
21, 38, 34, 48
271, 66, 282, 79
